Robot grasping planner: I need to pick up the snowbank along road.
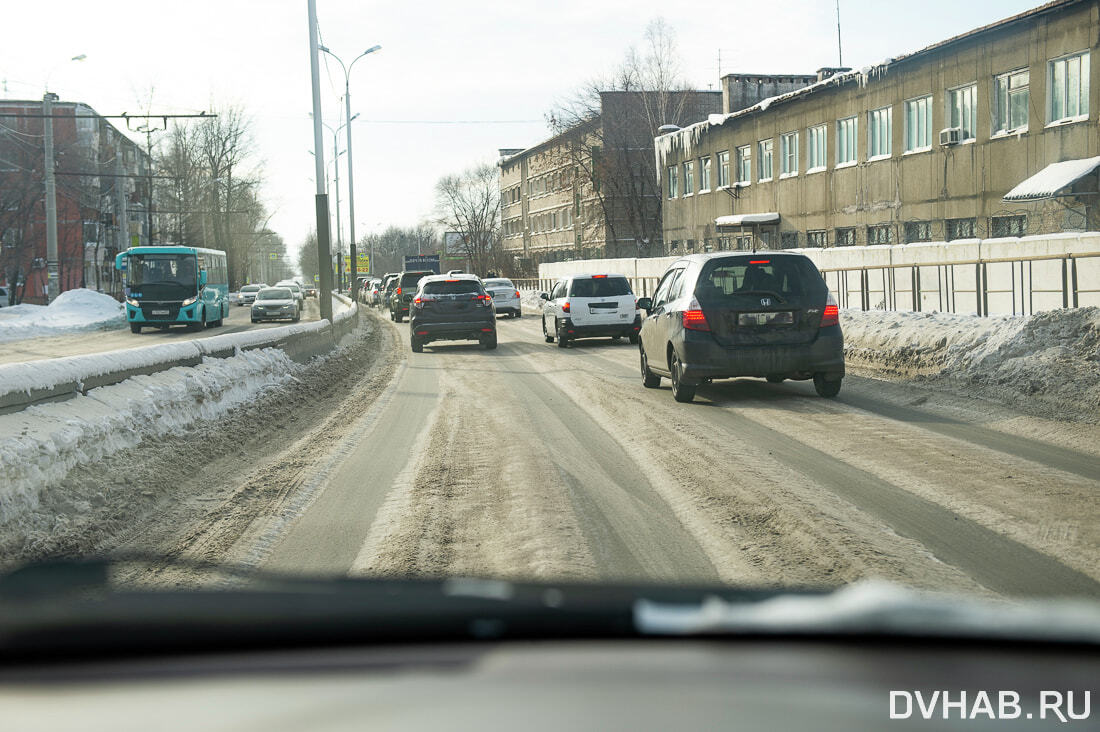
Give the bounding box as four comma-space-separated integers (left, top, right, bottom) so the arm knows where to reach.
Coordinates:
1, 306, 1098, 599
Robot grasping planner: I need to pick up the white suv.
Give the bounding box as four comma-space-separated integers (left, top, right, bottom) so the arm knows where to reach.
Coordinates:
540, 274, 641, 348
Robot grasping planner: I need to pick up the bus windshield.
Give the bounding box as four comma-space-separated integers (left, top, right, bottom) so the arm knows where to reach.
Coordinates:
127, 254, 199, 293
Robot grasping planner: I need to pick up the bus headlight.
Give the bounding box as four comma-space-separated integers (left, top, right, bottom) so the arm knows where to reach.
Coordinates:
181, 295, 199, 307
125, 298, 140, 307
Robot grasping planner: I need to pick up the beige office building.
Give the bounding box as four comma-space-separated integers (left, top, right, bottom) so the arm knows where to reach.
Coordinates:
657, 0, 1100, 253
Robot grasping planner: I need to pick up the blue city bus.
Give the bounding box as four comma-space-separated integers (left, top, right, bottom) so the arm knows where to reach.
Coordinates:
115, 246, 230, 333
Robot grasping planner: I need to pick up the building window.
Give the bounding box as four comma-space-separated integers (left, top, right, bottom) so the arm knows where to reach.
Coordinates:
700, 156, 711, 191
780, 232, 799, 248
758, 139, 773, 181
835, 227, 856, 247
806, 230, 827, 248
718, 236, 731, 250
1049, 51, 1090, 122
948, 84, 977, 141
683, 160, 695, 195
667, 166, 678, 198
993, 69, 1029, 134
717, 151, 729, 187
945, 217, 976, 240
736, 145, 751, 185
991, 215, 1027, 238
868, 106, 892, 159
836, 116, 857, 166
867, 224, 893, 245
780, 132, 799, 177
808, 124, 827, 171
904, 221, 932, 243
905, 96, 933, 152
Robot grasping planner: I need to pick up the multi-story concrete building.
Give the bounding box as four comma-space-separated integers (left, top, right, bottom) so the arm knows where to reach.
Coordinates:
0, 99, 150, 303
499, 90, 721, 274
657, 0, 1100, 253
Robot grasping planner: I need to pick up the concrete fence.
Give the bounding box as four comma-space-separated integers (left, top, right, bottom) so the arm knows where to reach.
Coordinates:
0, 295, 359, 415
534, 233, 1100, 316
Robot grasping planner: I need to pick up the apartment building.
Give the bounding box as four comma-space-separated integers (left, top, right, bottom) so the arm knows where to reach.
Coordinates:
658, 0, 1100, 253
0, 99, 150, 302
499, 90, 721, 274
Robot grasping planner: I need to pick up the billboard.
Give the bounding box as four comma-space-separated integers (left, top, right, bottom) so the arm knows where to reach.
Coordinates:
443, 231, 466, 255
404, 254, 440, 273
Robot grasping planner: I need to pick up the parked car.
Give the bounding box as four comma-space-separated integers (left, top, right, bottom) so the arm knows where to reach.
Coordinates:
409, 274, 496, 352
0, 285, 8, 307
540, 274, 641, 348
636, 252, 844, 403
389, 270, 436, 323
482, 277, 522, 318
238, 283, 265, 306
250, 286, 300, 323
275, 280, 306, 310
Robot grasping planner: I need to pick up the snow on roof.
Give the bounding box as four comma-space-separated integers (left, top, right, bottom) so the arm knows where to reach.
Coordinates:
716, 213, 780, 226
1003, 156, 1100, 201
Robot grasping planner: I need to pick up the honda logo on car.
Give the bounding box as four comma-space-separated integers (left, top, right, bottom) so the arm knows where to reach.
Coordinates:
760, 297, 772, 307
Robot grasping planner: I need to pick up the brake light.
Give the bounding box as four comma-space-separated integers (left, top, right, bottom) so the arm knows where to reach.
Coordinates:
413, 297, 422, 305
562, 300, 570, 313
592, 274, 607, 278
682, 298, 710, 331
820, 293, 839, 328
515, 290, 521, 299
473, 294, 491, 304
396, 287, 402, 295
749, 259, 770, 264
445, 279, 459, 282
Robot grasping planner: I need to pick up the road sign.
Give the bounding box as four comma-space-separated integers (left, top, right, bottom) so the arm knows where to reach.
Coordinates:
314, 274, 319, 282
356, 253, 369, 271
269, 252, 278, 260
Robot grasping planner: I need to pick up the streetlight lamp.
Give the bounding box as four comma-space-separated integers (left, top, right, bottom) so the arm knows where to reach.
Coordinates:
319, 43, 380, 298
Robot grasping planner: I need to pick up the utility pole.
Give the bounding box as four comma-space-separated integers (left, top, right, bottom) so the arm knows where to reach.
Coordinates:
43, 92, 59, 303
308, 0, 333, 322
345, 90, 360, 284
836, 0, 844, 67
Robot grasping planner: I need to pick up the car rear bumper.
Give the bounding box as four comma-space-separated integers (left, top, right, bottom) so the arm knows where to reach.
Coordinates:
560, 316, 641, 339
679, 327, 845, 380
410, 317, 496, 342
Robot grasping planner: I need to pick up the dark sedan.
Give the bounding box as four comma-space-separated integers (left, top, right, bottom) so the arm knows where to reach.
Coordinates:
637, 252, 844, 402
409, 275, 497, 351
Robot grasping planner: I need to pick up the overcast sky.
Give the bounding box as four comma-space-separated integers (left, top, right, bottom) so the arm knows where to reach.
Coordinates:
4, 0, 1038, 263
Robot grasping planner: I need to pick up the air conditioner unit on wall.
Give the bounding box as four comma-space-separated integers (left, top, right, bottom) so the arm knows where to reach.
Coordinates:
939, 127, 962, 146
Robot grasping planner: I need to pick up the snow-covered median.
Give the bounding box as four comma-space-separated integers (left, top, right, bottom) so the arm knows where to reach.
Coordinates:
0, 348, 302, 524
0, 289, 125, 343
842, 306, 1100, 422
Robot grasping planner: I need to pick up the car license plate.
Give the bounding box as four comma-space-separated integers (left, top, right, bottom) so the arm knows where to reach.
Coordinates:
738, 311, 793, 326
151, 309, 169, 316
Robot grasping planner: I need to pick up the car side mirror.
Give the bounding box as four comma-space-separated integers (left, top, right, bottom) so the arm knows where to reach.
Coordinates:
636, 297, 652, 313
198, 270, 207, 287
539, 292, 550, 301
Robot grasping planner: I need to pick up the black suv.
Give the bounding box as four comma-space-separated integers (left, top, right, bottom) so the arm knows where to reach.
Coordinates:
409, 275, 497, 352
389, 270, 435, 322
637, 252, 844, 403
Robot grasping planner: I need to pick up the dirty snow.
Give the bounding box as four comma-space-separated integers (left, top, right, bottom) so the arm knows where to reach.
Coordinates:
0, 289, 125, 344
0, 348, 302, 524
842, 306, 1100, 422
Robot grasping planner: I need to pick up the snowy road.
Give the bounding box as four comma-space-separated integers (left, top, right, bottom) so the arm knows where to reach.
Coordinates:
6, 308, 1099, 599
0, 298, 327, 365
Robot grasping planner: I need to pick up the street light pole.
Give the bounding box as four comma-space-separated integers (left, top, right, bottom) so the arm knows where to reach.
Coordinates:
320, 43, 380, 299
307, 0, 333, 322
42, 92, 59, 303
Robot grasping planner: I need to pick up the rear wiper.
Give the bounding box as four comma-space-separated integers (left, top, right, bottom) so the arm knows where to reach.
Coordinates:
731, 289, 786, 304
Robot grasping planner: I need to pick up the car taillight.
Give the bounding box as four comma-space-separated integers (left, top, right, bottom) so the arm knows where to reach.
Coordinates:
562, 300, 570, 313
413, 297, 422, 306
474, 294, 491, 304
515, 290, 520, 299
820, 293, 839, 328
682, 298, 710, 331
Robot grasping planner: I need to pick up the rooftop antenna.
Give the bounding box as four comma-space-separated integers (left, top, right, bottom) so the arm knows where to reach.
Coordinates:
836, 0, 844, 67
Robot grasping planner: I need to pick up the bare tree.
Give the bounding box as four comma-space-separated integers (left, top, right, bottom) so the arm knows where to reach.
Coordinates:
547, 18, 707, 259
434, 164, 501, 275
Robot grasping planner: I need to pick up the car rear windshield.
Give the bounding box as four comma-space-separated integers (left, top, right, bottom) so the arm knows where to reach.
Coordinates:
695, 256, 825, 302
401, 272, 434, 288
241, 285, 262, 292
422, 280, 482, 295
483, 279, 513, 289
257, 289, 291, 300
569, 277, 631, 297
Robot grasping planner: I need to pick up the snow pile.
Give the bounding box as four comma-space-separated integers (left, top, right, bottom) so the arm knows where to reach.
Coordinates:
0, 289, 125, 343
0, 348, 302, 524
1004, 156, 1100, 201
842, 307, 1100, 421
520, 290, 546, 312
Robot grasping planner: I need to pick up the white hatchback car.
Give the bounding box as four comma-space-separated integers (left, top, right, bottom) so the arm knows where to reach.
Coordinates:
482, 277, 521, 318
540, 274, 641, 348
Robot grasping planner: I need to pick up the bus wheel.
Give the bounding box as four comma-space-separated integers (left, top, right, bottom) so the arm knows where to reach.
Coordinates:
130, 324, 142, 334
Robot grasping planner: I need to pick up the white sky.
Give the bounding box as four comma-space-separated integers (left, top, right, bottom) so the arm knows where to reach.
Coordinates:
3, 0, 1039, 263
